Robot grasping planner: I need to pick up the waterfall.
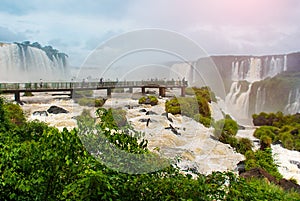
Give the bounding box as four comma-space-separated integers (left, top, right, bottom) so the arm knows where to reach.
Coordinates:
283, 55, 287, 71
284, 89, 300, 114
225, 82, 253, 119
231, 56, 286, 83
170, 62, 195, 85
225, 55, 289, 120
255, 86, 267, 114
0, 43, 68, 82
247, 58, 262, 82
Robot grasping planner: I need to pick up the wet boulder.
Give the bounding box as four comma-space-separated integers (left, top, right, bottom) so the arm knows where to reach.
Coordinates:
33, 111, 48, 116
47, 105, 69, 114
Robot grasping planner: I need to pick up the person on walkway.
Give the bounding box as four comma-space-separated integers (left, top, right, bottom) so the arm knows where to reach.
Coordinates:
39, 79, 43, 88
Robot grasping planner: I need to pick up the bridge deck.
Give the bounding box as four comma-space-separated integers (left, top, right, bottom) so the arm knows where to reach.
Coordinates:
0, 81, 186, 91
0, 80, 188, 101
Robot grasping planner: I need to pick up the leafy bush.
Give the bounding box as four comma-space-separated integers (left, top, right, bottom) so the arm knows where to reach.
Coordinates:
213, 118, 239, 139
260, 135, 272, 150
3, 101, 26, 126
165, 96, 211, 119
236, 138, 253, 154
245, 148, 283, 181
77, 98, 106, 107
138, 96, 158, 106
254, 126, 278, 141
194, 114, 213, 128
0, 96, 299, 200
185, 86, 217, 103
254, 118, 300, 151
213, 118, 253, 154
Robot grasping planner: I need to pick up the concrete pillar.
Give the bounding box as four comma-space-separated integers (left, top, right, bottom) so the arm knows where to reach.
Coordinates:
128, 87, 133, 93
14, 91, 20, 102
181, 87, 186, 97
107, 88, 112, 97
159, 87, 166, 97
70, 89, 74, 99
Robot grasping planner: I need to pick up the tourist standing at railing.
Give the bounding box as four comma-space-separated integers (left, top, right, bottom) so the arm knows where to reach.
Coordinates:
39, 79, 43, 88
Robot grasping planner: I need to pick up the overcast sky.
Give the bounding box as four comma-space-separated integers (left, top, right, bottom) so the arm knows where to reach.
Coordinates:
0, 0, 300, 66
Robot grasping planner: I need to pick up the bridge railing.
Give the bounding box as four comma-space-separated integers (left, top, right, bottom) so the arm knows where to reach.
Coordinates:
0, 80, 188, 91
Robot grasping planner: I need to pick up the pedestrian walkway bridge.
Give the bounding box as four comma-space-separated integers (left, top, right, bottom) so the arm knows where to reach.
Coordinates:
0, 80, 188, 102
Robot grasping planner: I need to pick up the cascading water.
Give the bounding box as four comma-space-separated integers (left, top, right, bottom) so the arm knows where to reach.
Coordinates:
170, 62, 195, 84
0, 43, 68, 82
284, 88, 300, 114
254, 86, 267, 114
225, 82, 253, 119
225, 55, 287, 121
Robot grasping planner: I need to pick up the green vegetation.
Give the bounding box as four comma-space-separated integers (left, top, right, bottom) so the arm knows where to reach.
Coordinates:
77, 97, 106, 107
249, 72, 300, 113
1, 96, 300, 200
138, 95, 158, 106
213, 116, 253, 154
165, 87, 214, 127
253, 112, 300, 151
185, 86, 217, 103
73, 90, 106, 107
245, 148, 283, 181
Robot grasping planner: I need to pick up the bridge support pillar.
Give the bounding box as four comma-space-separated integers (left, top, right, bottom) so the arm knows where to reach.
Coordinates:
107, 88, 112, 97
70, 89, 74, 99
128, 87, 133, 93
159, 87, 166, 97
141, 87, 145, 94
181, 87, 186, 97
14, 91, 20, 102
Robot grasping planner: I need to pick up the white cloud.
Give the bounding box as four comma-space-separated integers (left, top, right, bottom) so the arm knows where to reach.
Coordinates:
0, 0, 299, 66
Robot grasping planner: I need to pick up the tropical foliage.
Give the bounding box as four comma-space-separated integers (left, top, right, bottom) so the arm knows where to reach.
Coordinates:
138, 95, 158, 106
253, 112, 300, 151
0, 97, 299, 200
165, 87, 214, 127
213, 116, 253, 154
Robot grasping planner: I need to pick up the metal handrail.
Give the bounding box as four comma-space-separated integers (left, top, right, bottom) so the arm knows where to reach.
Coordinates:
0, 80, 188, 91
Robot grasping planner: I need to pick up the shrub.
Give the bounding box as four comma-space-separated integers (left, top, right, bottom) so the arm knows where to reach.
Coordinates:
213, 118, 239, 138
260, 135, 272, 150
252, 115, 300, 151
245, 148, 283, 181
138, 96, 158, 106
111, 109, 128, 127
212, 118, 252, 154
185, 86, 217, 103
3, 101, 26, 126
165, 96, 211, 119
236, 138, 253, 154
253, 126, 278, 141
77, 98, 106, 107
193, 114, 213, 128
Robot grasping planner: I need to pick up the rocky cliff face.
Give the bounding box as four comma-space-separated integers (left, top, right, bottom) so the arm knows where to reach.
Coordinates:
212, 53, 300, 120
170, 52, 300, 121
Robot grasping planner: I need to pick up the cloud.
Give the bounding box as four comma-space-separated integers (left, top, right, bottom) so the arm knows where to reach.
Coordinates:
0, 26, 27, 42
0, 0, 299, 66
